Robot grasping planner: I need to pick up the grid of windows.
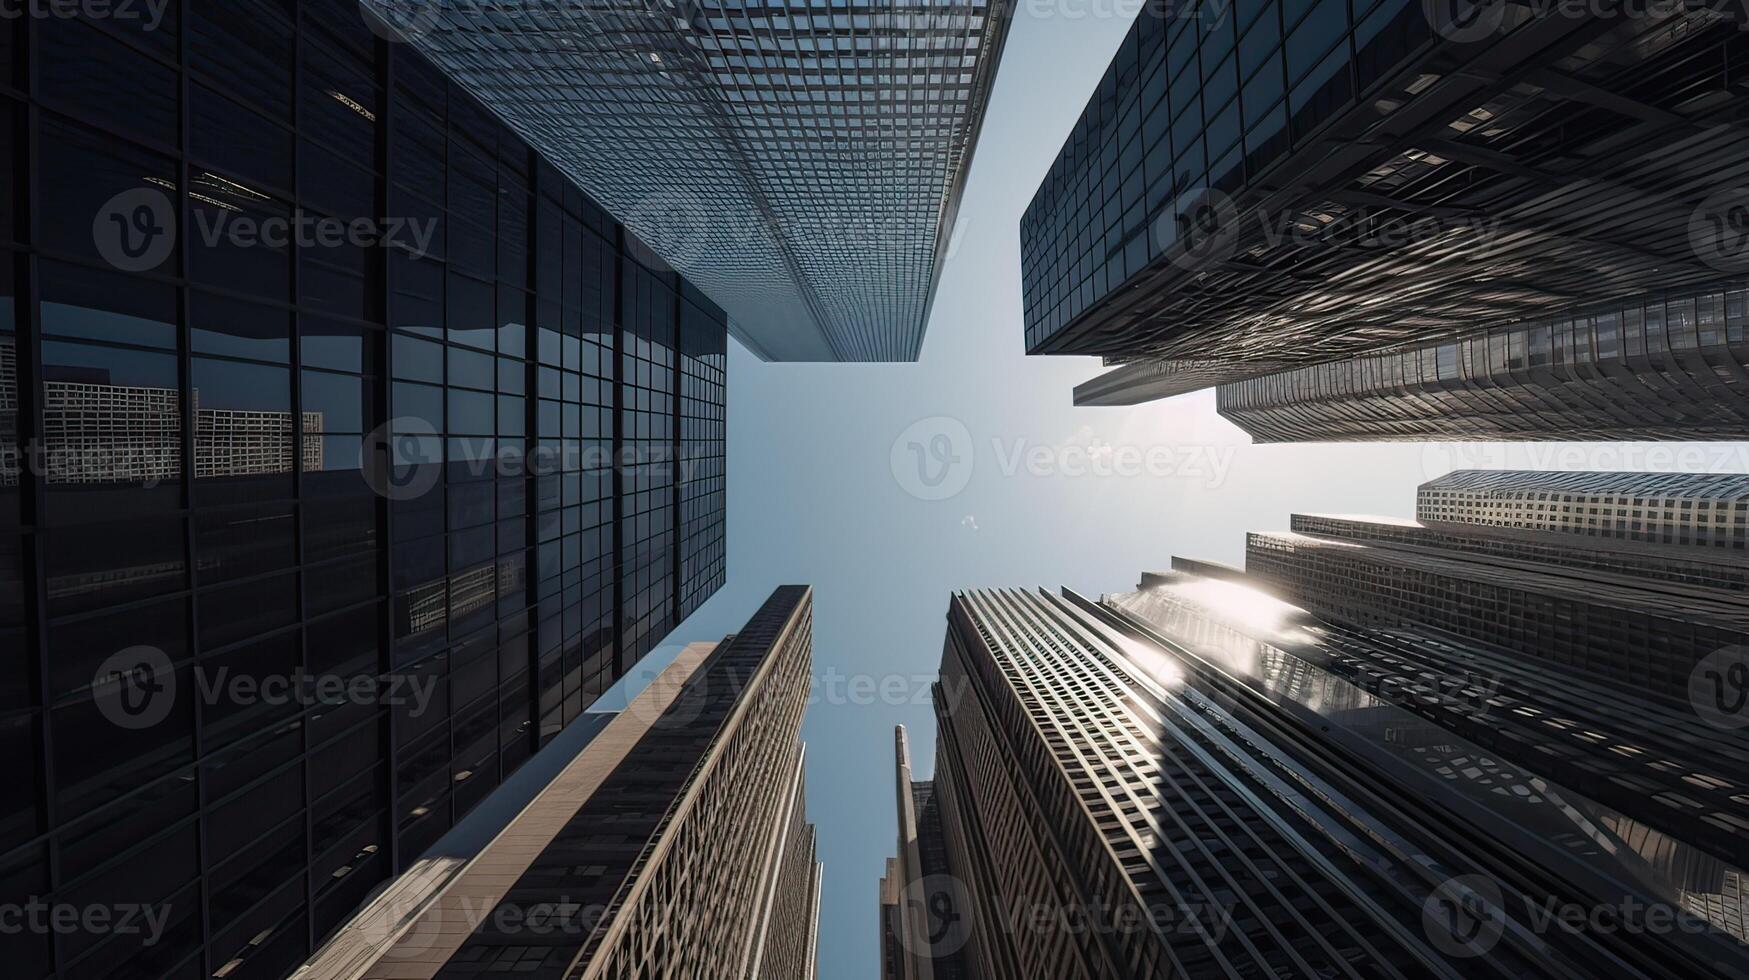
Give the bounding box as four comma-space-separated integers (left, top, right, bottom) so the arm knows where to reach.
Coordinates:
1415, 470, 1749, 551
679, 290, 726, 621
366, 0, 1013, 362
1218, 284, 1749, 442
1020, 1, 1749, 400
1020, 0, 1426, 352
0, 7, 727, 980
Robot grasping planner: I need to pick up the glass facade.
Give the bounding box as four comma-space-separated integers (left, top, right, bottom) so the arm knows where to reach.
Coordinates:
1021, 0, 1434, 353
1217, 284, 1749, 443
366, 0, 1014, 363
1, 6, 726, 979
1021, 2, 1749, 412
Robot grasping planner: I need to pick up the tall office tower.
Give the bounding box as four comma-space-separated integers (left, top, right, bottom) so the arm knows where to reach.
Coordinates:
1416, 469, 1749, 550
2, 7, 731, 979
1249, 471, 1749, 704
879, 726, 969, 980
364, 0, 1014, 362
299, 586, 821, 980
1214, 283, 1749, 440
1021, 1, 1749, 406
920, 583, 1749, 978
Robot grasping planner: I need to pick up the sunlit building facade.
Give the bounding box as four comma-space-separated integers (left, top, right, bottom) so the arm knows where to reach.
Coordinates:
301, 586, 821, 980
1416, 469, 1749, 551
2, 8, 728, 979
1023, 2, 1749, 407
366, 0, 1015, 362
1216, 284, 1749, 440
919, 583, 1748, 977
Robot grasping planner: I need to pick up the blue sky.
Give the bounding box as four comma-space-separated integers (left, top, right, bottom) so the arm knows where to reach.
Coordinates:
597, 8, 1749, 977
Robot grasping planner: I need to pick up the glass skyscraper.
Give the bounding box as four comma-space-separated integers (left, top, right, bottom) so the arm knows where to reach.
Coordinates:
301, 586, 821, 980
2, 6, 731, 979
890, 471, 1749, 976
1216, 284, 1749, 442
1020, 1, 1749, 415
365, 0, 1015, 363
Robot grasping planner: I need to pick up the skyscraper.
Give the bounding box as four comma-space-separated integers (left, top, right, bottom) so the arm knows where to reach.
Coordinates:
299, 585, 821, 980
1022, 2, 1749, 411
1214, 284, 1749, 440
3, 7, 733, 978
902, 472, 1749, 976
364, 0, 1015, 363
879, 726, 968, 980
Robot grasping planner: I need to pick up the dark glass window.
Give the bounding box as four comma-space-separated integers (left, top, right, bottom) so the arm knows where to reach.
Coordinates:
302, 317, 374, 375
45, 517, 186, 618
40, 261, 178, 349
193, 292, 292, 362
191, 357, 293, 503
0, 101, 14, 244
40, 341, 182, 522
39, 118, 178, 274
193, 84, 294, 193
189, 0, 294, 119
190, 172, 293, 300
304, 369, 370, 433
38, 19, 178, 150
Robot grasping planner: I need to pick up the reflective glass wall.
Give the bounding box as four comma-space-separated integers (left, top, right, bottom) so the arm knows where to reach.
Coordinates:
0, 4, 728, 979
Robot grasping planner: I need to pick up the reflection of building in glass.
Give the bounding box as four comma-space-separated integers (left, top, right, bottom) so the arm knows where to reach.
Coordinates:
908, 471, 1749, 971
0, 337, 17, 486
1416, 469, 1749, 551
5, 16, 730, 980
1216, 285, 1749, 440
1024, 4, 1749, 417
369, 0, 1013, 362
308, 586, 821, 980
37, 365, 327, 483
919, 583, 1749, 975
